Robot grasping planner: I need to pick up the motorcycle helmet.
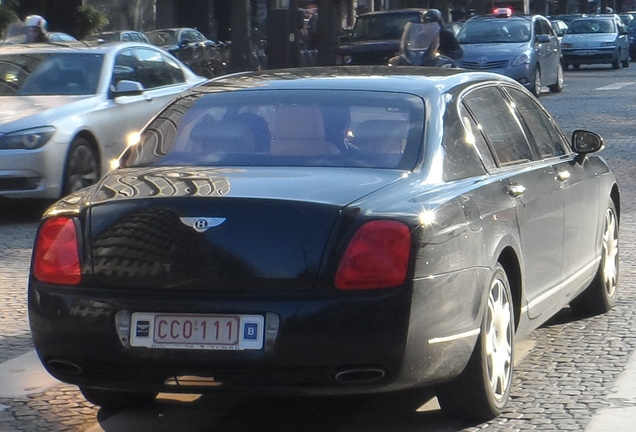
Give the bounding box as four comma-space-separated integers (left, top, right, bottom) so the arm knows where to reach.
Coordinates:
423, 9, 445, 26
24, 15, 48, 32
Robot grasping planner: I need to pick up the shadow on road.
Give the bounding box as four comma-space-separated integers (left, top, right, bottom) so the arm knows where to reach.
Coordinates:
0, 198, 53, 223
93, 390, 477, 432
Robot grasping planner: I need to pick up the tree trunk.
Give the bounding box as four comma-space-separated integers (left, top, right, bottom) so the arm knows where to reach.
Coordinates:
317, 0, 342, 66
230, 0, 253, 72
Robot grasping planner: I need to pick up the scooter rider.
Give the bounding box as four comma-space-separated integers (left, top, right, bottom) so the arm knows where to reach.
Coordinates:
23, 15, 49, 43
422, 9, 463, 60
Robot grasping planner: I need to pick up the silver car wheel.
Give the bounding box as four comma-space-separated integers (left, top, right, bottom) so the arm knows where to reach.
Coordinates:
63, 137, 100, 196
485, 275, 513, 400
602, 206, 619, 298
570, 200, 619, 315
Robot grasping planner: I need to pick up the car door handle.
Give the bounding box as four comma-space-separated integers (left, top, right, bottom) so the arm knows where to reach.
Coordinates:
556, 169, 570, 182
144, 95, 154, 102
506, 183, 526, 197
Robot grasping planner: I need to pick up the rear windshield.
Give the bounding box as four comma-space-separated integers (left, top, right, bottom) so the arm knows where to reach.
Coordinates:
121, 89, 425, 170
352, 14, 423, 40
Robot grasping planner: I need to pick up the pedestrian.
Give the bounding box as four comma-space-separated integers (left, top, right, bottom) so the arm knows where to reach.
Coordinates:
23, 15, 49, 43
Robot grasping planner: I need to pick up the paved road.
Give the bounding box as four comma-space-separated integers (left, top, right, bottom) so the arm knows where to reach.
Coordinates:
1, 64, 636, 431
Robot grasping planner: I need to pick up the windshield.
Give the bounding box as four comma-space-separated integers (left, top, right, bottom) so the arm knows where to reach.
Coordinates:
457, 18, 531, 43
567, 19, 616, 34
122, 90, 424, 170
146, 29, 178, 45
352, 13, 422, 40
0, 53, 103, 96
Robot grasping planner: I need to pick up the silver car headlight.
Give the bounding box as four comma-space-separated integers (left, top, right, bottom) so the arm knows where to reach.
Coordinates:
512, 52, 531, 66
0, 126, 55, 150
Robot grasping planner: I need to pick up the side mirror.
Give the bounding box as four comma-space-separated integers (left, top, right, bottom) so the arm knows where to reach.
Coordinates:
111, 80, 145, 98
572, 129, 604, 155
536, 34, 551, 43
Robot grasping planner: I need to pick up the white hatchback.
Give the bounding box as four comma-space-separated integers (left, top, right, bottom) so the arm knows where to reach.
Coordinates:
0, 42, 205, 199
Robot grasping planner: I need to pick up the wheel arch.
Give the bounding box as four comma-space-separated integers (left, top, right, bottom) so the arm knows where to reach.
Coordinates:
67, 130, 102, 175
610, 184, 620, 223
497, 246, 522, 330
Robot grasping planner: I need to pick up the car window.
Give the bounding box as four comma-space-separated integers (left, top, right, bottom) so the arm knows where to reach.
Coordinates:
121, 90, 425, 170
463, 86, 534, 167
535, 18, 553, 36
458, 103, 497, 171
505, 87, 568, 158
122, 33, 132, 41
441, 102, 489, 181
457, 18, 530, 44
568, 19, 614, 34
113, 48, 186, 89
1, 53, 103, 96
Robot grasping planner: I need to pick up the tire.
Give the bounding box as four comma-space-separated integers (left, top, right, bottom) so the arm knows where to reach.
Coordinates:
548, 62, 564, 93
62, 137, 100, 196
622, 57, 630, 68
530, 66, 541, 98
436, 263, 514, 420
570, 201, 619, 316
79, 386, 157, 410
612, 56, 620, 69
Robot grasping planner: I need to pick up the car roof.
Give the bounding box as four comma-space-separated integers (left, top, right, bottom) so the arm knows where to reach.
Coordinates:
466, 14, 535, 22
356, 8, 427, 17
0, 41, 156, 54
193, 66, 518, 97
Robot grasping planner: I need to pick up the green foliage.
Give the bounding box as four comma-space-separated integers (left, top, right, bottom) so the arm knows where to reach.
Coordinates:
0, 5, 19, 39
74, 5, 109, 39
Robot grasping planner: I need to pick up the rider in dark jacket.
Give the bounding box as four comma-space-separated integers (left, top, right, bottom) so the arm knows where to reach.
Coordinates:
422, 9, 463, 60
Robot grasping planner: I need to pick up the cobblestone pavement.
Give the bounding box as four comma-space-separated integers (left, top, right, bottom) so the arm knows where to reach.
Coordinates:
1, 66, 636, 431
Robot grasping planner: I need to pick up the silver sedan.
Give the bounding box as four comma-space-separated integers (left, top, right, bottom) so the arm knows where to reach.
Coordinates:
0, 42, 205, 199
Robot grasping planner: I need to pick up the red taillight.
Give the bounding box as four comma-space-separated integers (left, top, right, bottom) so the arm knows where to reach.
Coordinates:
33, 217, 81, 285
335, 220, 411, 290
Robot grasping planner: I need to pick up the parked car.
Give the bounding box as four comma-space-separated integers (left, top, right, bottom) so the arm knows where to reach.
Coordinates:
626, 18, 636, 60
86, 30, 150, 44
146, 27, 227, 78
336, 8, 428, 65
550, 19, 568, 41
28, 66, 619, 421
0, 42, 205, 200
456, 8, 563, 97
48, 32, 77, 42
561, 15, 629, 69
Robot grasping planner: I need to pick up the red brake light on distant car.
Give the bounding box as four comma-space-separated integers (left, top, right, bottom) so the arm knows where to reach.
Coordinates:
33, 217, 81, 285
493, 7, 513, 17
335, 220, 411, 290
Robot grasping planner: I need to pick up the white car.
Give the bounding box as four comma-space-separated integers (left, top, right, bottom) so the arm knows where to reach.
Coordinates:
0, 42, 205, 199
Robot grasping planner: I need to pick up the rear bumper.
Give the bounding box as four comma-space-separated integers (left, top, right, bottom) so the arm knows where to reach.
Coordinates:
29, 268, 483, 396
562, 48, 618, 65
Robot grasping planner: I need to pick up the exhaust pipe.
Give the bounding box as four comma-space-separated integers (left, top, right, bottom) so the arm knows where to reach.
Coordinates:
46, 359, 82, 376
334, 367, 386, 384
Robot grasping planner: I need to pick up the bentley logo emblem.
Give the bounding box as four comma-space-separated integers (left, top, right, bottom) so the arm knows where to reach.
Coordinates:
179, 217, 226, 233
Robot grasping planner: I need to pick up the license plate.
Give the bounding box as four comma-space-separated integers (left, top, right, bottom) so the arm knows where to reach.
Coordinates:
575, 50, 599, 56
130, 312, 264, 350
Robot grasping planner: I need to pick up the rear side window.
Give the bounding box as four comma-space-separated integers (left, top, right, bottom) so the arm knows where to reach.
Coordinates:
463, 86, 534, 167
505, 87, 568, 158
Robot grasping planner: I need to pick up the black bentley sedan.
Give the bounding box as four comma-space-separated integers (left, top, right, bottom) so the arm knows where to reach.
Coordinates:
28, 66, 619, 421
